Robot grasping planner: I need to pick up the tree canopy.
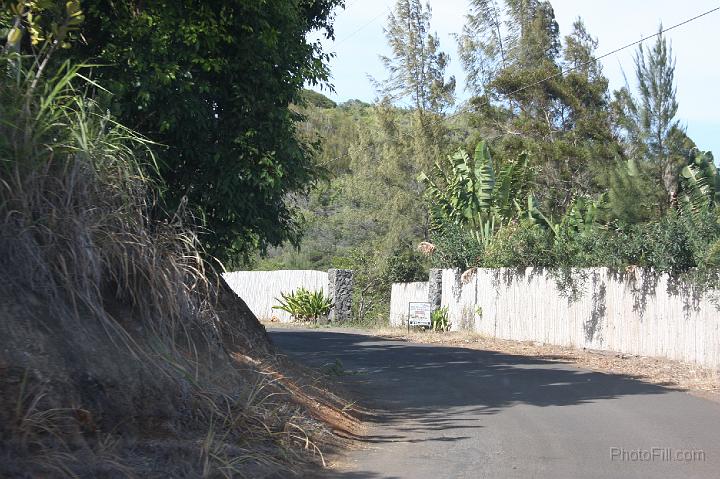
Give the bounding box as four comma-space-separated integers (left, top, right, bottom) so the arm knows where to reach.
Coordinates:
65, 0, 344, 262
258, 1, 719, 322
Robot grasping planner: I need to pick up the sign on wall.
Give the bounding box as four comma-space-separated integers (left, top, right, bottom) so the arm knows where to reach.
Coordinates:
408, 302, 432, 328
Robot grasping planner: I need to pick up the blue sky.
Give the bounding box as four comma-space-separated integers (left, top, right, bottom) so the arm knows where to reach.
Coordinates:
308, 0, 720, 155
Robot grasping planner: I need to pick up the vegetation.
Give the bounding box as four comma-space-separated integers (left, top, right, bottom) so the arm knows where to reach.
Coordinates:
52, 0, 344, 263
274, 288, 334, 322
260, 0, 720, 324
0, 1, 352, 477
1, 0, 718, 473
431, 307, 451, 332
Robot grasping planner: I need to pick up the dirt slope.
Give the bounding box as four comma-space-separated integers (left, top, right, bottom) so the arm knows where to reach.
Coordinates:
0, 279, 358, 477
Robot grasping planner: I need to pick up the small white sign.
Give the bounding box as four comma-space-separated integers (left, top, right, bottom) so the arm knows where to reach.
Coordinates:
408, 302, 432, 327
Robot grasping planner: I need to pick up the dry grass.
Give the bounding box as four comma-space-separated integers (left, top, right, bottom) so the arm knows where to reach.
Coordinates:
0, 36, 356, 477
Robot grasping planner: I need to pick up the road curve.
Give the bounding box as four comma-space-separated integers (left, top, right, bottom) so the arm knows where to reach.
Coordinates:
269, 328, 720, 479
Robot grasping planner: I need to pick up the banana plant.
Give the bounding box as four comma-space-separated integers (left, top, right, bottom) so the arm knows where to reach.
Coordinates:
419, 141, 531, 245
680, 150, 720, 217
514, 193, 554, 233
514, 193, 604, 241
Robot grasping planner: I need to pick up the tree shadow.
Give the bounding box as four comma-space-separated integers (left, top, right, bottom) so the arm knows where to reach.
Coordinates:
270, 329, 680, 477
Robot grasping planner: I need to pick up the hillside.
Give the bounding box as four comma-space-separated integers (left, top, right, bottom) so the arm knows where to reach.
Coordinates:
0, 5, 357, 473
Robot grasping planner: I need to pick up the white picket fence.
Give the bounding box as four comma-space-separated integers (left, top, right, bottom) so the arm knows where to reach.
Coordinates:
222, 270, 328, 322
438, 267, 720, 369
389, 268, 720, 368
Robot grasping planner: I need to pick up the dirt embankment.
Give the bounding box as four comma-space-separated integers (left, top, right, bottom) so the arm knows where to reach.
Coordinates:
0, 280, 362, 477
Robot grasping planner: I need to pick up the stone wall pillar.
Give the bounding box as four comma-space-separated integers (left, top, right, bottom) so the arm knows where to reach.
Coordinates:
428, 268, 443, 311
328, 269, 353, 323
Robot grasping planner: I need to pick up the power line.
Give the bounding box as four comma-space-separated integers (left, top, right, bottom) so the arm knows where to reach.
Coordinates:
503, 5, 720, 98
336, 4, 391, 46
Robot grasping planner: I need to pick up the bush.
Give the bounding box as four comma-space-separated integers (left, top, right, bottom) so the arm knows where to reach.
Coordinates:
551, 225, 625, 268
481, 222, 555, 268
430, 204, 720, 286
273, 287, 333, 322
430, 221, 484, 269
431, 307, 450, 332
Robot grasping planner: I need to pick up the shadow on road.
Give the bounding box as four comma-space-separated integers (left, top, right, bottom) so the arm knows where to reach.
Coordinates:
270, 329, 677, 477
272, 328, 673, 427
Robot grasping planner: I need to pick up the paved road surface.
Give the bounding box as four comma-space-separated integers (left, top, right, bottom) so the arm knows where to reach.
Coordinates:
269, 328, 720, 479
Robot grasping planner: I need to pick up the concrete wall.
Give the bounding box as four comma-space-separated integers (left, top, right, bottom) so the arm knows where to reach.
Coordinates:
389, 282, 429, 326
440, 267, 720, 369
222, 270, 328, 322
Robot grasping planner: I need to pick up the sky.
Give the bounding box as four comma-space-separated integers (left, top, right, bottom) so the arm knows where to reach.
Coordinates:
307, 0, 720, 155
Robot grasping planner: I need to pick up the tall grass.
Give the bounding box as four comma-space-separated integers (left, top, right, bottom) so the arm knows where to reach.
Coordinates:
0, 47, 221, 353
0, 20, 343, 477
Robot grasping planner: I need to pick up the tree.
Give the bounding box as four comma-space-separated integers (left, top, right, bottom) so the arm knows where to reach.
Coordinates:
375, 0, 455, 115
613, 25, 683, 202
457, 0, 506, 94
459, 3, 621, 214
459, 0, 560, 98
65, 0, 343, 263
605, 159, 664, 224
368, 0, 457, 258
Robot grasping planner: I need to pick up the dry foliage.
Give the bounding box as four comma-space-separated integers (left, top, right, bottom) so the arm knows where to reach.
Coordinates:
0, 45, 356, 477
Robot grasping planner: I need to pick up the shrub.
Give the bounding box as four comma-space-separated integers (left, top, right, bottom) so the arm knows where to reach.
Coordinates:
430, 221, 484, 269
273, 287, 333, 322
431, 307, 450, 332
482, 222, 555, 268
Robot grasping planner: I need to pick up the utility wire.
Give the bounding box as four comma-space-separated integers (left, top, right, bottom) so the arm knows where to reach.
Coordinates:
336, 4, 391, 45
503, 5, 720, 98
333, 3, 719, 119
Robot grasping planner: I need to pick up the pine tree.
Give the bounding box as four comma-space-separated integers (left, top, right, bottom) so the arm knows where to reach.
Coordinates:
457, 0, 506, 94
459, 0, 560, 98
613, 25, 684, 201
458, 3, 620, 213
376, 0, 455, 114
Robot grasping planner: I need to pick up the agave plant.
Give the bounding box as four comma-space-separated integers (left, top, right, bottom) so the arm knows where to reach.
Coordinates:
273, 288, 333, 323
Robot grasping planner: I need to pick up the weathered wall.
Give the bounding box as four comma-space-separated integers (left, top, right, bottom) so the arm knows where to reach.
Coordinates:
222, 270, 328, 322
440, 267, 720, 369
328, 269, 353, 323
389, 282, 429, 326
428, 268, 443, 311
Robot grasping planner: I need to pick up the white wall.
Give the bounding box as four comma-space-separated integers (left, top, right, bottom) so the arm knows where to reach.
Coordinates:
389, 282, 429, 326
222, 270, 328, 322
440, 268, 720, 369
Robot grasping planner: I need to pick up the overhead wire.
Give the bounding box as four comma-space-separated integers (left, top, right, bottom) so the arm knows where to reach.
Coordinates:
328, 2, 720, 120
335, 3, 392, 46
502, 5, 720, 98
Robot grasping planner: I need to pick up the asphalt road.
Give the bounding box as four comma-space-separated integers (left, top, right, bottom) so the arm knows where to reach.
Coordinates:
269, 328, 720, 479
